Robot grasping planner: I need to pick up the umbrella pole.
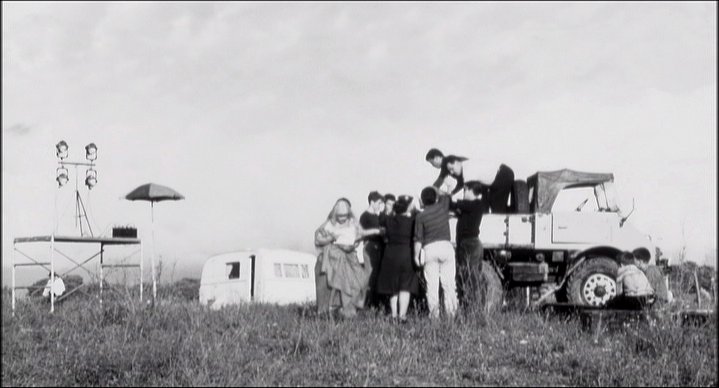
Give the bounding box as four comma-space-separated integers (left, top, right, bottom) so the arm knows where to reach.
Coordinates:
151, 201, 157, 301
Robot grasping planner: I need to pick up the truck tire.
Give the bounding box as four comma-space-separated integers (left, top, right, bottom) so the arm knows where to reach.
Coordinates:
566, 257, 618, 306
479, 261, 504, 313
511, 179, 530, 214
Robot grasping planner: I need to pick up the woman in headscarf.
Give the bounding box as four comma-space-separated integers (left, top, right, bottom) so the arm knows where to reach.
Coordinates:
314, 198, 383, 318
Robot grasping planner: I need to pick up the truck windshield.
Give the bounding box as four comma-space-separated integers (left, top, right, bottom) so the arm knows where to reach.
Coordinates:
601, 181, 622, 213
552, 186, 599, 212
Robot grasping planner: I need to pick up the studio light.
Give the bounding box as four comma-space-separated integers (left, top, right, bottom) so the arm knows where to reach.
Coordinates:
85, 143, 97, 161
56, 167, 69, 187
85, 168, 97, 189
55, 140, 69, 160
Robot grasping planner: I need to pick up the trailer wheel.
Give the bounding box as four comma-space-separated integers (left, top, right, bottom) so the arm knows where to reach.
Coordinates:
566, 257, 618, 306
479, 261, 504, 313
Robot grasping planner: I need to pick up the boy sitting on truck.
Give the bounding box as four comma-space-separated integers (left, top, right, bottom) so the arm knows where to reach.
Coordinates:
606, 251, 655, 310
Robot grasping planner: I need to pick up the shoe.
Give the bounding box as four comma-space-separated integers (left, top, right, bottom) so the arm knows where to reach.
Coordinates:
399, 317, 408, 325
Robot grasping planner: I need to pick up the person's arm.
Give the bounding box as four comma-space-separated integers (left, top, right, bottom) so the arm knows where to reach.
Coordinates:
356, 227, 381, 239
432, 166, 449, 189
413, 217, 424, 267
452, 199, 475, 212
314, 221, 335, 247
413, 242, 423, 267
615, 271, 624, 296
450, 173, 464, 195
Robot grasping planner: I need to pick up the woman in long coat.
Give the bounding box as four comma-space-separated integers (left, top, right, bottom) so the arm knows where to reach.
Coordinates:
315, 198, 382, 318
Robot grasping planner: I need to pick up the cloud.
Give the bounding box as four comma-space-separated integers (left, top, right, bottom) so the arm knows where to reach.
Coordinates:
3, 123, 31, 135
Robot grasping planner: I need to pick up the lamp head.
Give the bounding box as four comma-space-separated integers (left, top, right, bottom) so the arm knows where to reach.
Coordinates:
85, 143, 97, 161
56, 167, 69, 187
85, 168, 97, 189
55, 140, 69, 160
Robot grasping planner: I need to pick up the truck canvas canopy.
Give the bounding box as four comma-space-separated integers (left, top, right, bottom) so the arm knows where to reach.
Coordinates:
527, 169, 614, 213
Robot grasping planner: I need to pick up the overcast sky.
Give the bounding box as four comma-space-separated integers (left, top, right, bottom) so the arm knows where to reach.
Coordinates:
2, 2, 716, 283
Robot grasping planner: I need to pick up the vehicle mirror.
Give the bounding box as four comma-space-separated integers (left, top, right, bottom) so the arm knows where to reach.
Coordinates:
619, 198, 636, 227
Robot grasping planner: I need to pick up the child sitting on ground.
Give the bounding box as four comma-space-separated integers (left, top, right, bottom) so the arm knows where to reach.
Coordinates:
606, 251, 655, 310
632, 247, 673, 306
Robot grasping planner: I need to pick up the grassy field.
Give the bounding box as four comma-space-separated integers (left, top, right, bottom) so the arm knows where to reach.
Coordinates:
2, 280, 717, 387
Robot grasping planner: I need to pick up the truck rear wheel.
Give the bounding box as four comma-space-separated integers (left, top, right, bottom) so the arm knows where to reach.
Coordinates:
479, 261, 504, 313
566, 257, 618, 306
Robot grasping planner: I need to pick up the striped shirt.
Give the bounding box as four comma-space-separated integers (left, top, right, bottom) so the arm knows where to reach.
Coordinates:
415, 195, 451, 246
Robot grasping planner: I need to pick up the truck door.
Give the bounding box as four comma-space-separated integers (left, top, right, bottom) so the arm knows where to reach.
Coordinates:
550, 186, 617, 244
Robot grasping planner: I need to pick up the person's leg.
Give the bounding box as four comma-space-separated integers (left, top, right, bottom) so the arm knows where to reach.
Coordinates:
423, 253, 441, 319
398, 291, 411, 319
340, 291, 357, 318
315, 258, 331, 314
366, 242, 381, 309
439, 242, 459, 318
389, 294, 399, 318
455, 240, 470, 309
467, 238, 484, 306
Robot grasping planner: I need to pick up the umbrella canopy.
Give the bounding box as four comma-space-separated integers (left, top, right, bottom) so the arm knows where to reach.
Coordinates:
125, 183, 185, 202
124, 183, 184, 302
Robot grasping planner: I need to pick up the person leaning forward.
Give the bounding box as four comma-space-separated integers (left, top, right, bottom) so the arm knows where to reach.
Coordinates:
426, 148, 468, 196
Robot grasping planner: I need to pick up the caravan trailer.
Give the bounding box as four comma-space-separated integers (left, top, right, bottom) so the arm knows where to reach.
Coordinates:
199, 249, 316, 309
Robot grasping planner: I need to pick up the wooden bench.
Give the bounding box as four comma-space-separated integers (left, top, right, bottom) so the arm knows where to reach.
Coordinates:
541, 303, 652, 339
676, 309, 716, 327
541, 303, 717, 338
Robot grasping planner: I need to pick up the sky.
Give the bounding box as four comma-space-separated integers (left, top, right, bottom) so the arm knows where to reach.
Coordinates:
2, 2, 717, 284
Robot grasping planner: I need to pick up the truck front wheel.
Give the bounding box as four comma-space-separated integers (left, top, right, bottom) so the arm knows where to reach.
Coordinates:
566, 257, 618, 306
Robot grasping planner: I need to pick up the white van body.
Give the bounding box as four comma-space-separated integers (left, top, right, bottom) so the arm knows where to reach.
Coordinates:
199, 248, 316, 309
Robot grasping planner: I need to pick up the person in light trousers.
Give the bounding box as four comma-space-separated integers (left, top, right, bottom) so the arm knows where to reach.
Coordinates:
413, 186, 458, 319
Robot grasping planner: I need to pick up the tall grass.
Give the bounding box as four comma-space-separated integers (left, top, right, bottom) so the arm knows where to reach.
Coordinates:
2, 285, 716, 387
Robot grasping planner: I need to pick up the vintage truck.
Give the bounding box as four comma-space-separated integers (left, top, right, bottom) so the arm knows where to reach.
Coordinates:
456, 169, 663, 308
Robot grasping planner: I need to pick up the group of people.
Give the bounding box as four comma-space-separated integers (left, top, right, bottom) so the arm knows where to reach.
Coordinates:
312, 148, 670, 322
609, 247, 672, 310
314, 148, 496, 321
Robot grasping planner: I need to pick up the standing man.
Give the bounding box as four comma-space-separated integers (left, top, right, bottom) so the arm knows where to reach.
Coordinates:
414, 186, 458, 319
360, 191, 386, 311
451, 181, 489, 311
382, 193, 396, 219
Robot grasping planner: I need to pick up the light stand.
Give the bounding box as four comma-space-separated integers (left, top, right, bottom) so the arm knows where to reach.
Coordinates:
55, 141, 98, 237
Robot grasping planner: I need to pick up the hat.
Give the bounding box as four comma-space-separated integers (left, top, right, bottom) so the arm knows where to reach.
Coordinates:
397, 195, 413, 204
444, 154, 468, 164
394, 195, 414, 214
425, 148, 444, 161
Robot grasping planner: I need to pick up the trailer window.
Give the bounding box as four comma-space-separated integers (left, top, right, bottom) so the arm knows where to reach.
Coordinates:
284, 264, 300, 278
301, 264, 309, 279
273, 263, 283, 277
226, 262, 240, 279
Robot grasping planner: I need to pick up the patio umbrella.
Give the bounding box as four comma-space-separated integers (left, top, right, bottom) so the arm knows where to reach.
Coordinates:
125, 183, 185, 300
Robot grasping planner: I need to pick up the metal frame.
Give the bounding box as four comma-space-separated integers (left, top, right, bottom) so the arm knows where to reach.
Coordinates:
11, 234, 147, 316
